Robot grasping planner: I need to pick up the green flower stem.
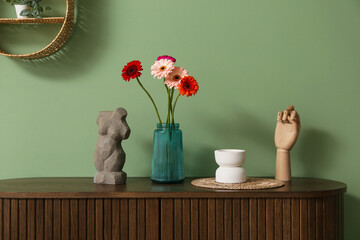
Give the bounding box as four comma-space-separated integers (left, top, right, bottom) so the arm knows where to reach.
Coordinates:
166, 87, 171, 126
164, 79, 171, 126
171, 88, 175, 102
136, 77, 162, 125
172, 93, 181, 125
164, 80, 169, 92
170, 88, 175, 124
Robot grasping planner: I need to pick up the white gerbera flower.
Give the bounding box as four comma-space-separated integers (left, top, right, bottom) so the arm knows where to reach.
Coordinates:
150, 59, 175, 79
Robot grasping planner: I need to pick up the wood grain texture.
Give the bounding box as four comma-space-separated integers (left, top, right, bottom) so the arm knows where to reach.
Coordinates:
216, 198, 224, 240
199, 199, 208, 240
120, 199, 129, 239
291, 198, 300, 240
249, 199, 257, 240
27, 199, 35, 240
3, 199, 10, 240
129, 199, 137, 239
18, 199, 27, 240
0, 196, 345, 239
335, 195, 340, 240
0, 177, 346, 240
340, 195, 344, 240
95, 199, 104, 240
0, 177, 347, 199
53, 199, 61, 240
174, 199, 183, 240
316, 198, 324, 240
258, 198, 266, 240
61, 199, 70, 240
207, 199, 216, 240
308, 198, 316, 240
224, 199, 233, 240
183, 199, 191, 240
70, 199, 79, 240
191, 199, 199, 240
79, 199, 87, 240
36, 199, 44, 240
0, 199, 2, 240
274, 198, 283, 240
241, 198, 249, 240
299, 199, 308, 240
44, 199, 53, 240
103, 199, 112, 240
208, 199, 216, 240
232, 199, 241, 240
161, 199, 173, 240
146, 199, 159, 240
266, 199, 275, 240
86, 199, 95, 240
10, 199, 18, 240
111, 199, 120, 239
324, 196, 336, 240
137, 199, 146, 240
283, 198, 291, 240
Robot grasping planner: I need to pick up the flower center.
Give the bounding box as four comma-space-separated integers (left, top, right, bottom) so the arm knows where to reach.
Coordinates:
160, 66, 166, 71
126, 65, 137, 76
173, 75, 181, 81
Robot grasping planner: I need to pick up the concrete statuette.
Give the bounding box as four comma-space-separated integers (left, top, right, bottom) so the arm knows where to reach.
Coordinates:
94, 108, 131, 184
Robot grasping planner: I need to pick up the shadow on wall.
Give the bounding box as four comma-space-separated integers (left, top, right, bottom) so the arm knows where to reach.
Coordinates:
297, 128, 337, 177
183, 106, 275, 176
344, 194, 360, 238
12, 0, 110, 80
185, 145, 218, 177
184, 106, 338, 177
195, 107, 274, 150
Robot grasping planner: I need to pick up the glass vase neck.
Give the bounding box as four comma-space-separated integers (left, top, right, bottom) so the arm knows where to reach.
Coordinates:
157, 123, 179, 129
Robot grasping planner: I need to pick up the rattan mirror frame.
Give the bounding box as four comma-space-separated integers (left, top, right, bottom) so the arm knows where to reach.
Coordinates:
0, 0, 75, 59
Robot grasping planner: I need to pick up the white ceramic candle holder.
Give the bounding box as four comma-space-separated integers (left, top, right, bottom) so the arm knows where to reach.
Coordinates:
215, 149, 246, 183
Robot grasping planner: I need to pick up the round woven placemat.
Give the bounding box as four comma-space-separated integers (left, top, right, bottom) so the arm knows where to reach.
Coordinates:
191, 177, 284, 190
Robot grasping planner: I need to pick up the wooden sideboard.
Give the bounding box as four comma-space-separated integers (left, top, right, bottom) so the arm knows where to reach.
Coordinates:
0, 177, 346, 240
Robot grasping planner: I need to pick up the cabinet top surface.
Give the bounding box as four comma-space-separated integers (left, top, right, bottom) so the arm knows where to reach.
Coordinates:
0, 177, 346, 199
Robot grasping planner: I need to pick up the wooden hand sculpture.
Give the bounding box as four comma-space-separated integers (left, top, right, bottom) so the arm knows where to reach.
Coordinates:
274, 105, 301, 181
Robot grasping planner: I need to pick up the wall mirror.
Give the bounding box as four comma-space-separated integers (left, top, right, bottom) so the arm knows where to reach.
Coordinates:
0, 0, 75, 59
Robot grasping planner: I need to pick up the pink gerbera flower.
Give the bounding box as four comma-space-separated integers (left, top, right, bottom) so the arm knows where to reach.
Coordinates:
157, 55, 176, 63
165, 67, 188, 89
151, 59, 175, 79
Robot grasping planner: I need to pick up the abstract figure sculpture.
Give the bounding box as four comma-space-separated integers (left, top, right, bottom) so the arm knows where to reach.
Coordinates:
94, 108, 131, 184
274, 105, 301, 181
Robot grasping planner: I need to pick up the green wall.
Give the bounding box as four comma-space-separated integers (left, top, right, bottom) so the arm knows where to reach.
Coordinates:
1, 0, 359, 238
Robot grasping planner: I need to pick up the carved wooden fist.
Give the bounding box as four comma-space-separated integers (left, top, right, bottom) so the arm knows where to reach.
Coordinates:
275, 105, 301, 151
274, 105, 301, 181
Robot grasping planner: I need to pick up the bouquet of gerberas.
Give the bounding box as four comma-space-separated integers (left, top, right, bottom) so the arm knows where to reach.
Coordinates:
122, 55, 199, 183
121, 55, 199, 125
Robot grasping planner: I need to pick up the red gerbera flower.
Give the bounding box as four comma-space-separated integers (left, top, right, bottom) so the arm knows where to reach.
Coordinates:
178, 76, 199, 97
122, 60, 143, 81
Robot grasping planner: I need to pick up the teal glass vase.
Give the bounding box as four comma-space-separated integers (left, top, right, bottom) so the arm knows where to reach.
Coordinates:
151, 123, 184, 183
